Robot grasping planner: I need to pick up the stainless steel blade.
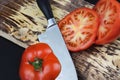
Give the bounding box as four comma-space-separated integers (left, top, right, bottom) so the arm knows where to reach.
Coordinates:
38, 18, 78, 80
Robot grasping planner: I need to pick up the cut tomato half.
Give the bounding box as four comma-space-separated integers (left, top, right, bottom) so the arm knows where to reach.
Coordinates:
93, 0, 120, 44
58, 8, 99, 52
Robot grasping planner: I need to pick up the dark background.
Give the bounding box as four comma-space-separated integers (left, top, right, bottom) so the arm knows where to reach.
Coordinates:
85, 0, 98, 4
0, 36, 24, 80
85, 0, 120, 4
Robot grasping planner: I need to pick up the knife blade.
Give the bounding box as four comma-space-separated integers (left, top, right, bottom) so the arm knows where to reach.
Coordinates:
36, 0, 78, 80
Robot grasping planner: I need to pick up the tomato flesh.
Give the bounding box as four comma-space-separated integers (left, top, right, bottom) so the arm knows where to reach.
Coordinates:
58, 8, 99, 52
94, 0, 120, 44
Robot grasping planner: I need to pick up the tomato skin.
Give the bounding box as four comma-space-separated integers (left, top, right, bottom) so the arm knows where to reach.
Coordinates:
58, 8, 99, 52
93, 0, 120, 44
19, 43, 61, 80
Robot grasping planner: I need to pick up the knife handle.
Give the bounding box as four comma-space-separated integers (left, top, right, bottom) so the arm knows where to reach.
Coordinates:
36, 0, 53, 20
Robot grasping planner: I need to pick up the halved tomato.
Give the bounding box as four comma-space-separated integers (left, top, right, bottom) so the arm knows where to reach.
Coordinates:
93, 0, 120, 44
58, 8, 99, 52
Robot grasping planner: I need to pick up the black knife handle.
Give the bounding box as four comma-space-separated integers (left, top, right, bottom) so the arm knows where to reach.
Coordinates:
36, 0, 53, 20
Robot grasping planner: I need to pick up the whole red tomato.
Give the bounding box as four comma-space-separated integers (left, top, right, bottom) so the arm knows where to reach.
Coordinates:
19, 43, 61, 80
93, 0, 120, 44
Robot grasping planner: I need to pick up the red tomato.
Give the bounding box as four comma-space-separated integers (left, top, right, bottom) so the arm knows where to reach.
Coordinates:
93, 0, 120, 44
19, 43, 61, 80
58, 8, 99, 52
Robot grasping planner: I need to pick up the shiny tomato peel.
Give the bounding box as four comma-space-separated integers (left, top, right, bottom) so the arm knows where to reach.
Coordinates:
19, 43, 61, 80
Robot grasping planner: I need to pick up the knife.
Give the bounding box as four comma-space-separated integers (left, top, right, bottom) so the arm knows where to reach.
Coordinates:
36, 0, 78, 80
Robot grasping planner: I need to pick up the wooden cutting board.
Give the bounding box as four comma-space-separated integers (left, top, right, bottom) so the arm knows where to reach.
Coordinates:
0, 0, 120, 80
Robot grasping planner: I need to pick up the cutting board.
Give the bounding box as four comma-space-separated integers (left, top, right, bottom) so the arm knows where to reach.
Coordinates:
0, 0, 120, 80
